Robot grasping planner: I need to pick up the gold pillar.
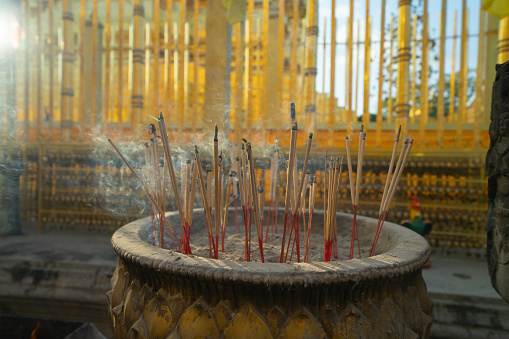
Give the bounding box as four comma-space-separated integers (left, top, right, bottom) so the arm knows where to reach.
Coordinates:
267, 3, 279, 133
354, 20, 359, 117
410, 13, 417, 124
305, 0, 317, 132
246, 0, 253, 138
193, 0, 199, 133
204, 0, 227, 135
290, 0, 299, 111
395, 0, 411, 136
23, 0, 29, 140
376, 0, 386, 147
36, 0, 42, 140
448, 10, 457, 123
347, 0, 353, 132
437, 0, 446, 147
91, 0, 98, 127
104, 0, 111, 128
117, 0, 124, 130
328, 0, 336, 146
164, 0, 173, 122
419, 0, 429, 148
178, 0, 186, 132
154, 0, 160, 115
48, 0, 54, 138
234, 22, 244, 142
277, 0, 285, 139
388, 15, 394, 124
498, 16, 509, 63
131, 0, 145, 133
485, 14, 499, 126
362, 3, 371, 127
457, 1, 468, 148
474, 7, 486, 149
145, 23, 151, 117
61, 0, 74, 141
79, 0, 85, 132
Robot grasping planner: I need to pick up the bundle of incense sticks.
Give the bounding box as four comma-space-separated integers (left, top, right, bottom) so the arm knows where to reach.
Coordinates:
283, 132, 313, 264
370, 130, 413, 257
304, 176, 317, 262
324, 156, 343, 262
265, 147, 279, 244
108, 109, 412, 264
345, 126, 366, 260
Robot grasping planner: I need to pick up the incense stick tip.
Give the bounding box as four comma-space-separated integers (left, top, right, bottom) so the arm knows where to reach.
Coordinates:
360, 124, 364, 132
309, 132, 313, 139
290, 103, 295, 119
241, 138, 248, 144
397, 125, 402, 139
194, 145, 198, 153
214, 125, 218, 141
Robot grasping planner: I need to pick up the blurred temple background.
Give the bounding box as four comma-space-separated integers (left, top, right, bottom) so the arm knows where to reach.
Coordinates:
0, 0, 508, 256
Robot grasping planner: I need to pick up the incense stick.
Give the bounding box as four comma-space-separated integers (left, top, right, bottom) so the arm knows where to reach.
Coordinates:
370, 138, 413, 256
194, 146, 216, 257
108, 138, 180, 249
285, 132, 313, 263
213, 125, 219, 259
245, 142, 265, 262
280, 122, 298, 263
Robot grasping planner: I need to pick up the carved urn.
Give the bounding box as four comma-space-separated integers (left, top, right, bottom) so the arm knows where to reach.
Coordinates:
107, 209, 432, 338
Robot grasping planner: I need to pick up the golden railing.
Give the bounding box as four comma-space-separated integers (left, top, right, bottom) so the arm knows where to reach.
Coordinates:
0, 0, 506, 148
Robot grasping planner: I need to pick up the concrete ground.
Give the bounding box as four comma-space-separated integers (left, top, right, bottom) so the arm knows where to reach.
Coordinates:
0, 222, 508, 338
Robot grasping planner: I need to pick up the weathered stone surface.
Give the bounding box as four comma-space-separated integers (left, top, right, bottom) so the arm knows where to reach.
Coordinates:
108, 209, 432, 338
487, 60, 509, 304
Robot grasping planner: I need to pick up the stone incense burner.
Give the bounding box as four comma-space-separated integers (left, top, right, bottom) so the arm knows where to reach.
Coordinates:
107, 209, 432, 338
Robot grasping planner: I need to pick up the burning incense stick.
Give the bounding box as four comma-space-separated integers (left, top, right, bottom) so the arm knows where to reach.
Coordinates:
158, 113, 187, 243
245, 141, 265, 262
213, 125, 219, 259
222, 170, 233, 252
304, 176, 317, 262
370, 138, 413, 256
285, 132, 313, 263
194, 146, 216, 257
280, 122, 298, 263
108, 138, 180, 249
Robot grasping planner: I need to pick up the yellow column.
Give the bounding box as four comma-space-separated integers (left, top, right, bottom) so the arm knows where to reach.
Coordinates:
388, 16, 394, 124
347, 0, 353, 133
23, 0, 29, 140
328, 0, 336, 146
448, 10, 457, 124
410, 13, 417, 124
362, 1, 370, 127
305, 0, 318, 132
103, 0, 111, 128
91, 0, 98, 127
376, 0, 386, 147
178, 0, 186, 133
153, 0, 160, 115
117, 0, 124, 130
395, 0, 411, 136
419, 0, 429, 148
277, 0, 285, 140
457, 1, 468, 148
474, 7, 486, 149
498, 16, 509, 63
60, 0, 74, 141
437, 0, 446, 147
48, 0, 54, 138
36, 0, 42, 140
131, 0, 145, 133
204, 0, 227, 136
